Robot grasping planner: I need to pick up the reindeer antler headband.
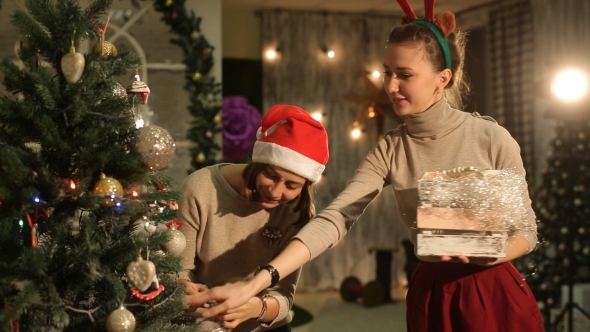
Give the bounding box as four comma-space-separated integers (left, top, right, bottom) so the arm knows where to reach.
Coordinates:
396, 0, 456, 69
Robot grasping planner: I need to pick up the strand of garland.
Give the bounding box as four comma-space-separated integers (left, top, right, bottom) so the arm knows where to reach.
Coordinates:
153, 0, 222, 173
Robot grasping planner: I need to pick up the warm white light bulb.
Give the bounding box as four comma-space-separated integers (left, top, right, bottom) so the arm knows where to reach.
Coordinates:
135, 118, 145, 129
372, 71, 381, 78
551, 69, 588, 102
311, 112, 323, 122
327, 50, 335, 58
265, 49, 277, 60
351, 128, 361, 139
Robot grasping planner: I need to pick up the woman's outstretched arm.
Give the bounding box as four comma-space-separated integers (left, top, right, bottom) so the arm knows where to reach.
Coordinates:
184, 239, 311, 319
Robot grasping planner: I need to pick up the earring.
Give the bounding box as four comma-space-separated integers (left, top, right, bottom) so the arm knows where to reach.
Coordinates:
436, 89, 442, 94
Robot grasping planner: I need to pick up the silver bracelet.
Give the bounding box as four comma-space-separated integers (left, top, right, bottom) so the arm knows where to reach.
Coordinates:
256, 295, 269, 322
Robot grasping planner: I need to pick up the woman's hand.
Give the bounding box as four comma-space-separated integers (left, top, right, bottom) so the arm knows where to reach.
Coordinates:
213, 296, 263, 329
178, 279, 209, 295
184, 281, 257, 319
440, 255, 497, 265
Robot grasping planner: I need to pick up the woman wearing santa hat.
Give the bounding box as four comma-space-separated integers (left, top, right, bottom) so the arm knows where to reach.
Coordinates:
180, 0, 544, 330
177, 104, 329, 332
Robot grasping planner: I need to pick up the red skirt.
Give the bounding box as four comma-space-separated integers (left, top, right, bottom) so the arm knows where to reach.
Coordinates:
406, 261, 544, 332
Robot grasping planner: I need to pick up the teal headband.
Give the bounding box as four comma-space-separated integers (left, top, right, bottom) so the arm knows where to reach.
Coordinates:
411, 18, 452, 69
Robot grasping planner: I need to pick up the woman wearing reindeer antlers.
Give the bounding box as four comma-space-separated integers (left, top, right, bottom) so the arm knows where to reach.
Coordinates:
183, 1, 544, 330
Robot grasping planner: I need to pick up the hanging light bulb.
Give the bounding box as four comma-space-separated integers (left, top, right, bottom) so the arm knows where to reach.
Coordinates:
311, 112, 323, 122
367, 106, 376, 118
372, 70, 381, 78
551, 69, 588, 102
350, 121, 363, 139
265, 47, 280, 60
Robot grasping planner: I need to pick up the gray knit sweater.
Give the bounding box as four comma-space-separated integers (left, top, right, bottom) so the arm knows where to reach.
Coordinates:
178, 165, 303, 331
296, 98, 538, 261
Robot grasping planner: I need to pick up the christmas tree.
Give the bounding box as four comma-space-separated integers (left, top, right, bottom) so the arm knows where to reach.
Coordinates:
0, 1, 198, 331
517, 105, 590, 327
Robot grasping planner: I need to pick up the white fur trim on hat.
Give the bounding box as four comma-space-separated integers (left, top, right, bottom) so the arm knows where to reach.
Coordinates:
252, 141, 325, 183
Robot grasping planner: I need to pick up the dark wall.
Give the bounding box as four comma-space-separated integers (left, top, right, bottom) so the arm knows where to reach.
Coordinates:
222, 58, 263, 112
463, 27, 487, 114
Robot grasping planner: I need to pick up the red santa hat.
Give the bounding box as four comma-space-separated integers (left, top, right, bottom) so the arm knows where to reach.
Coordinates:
252, 105, 329, 183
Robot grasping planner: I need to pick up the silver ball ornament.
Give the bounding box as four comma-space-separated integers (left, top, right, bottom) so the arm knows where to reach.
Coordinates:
106, 305, 136, 332
163, 227, 187, 255
134, 125, 176, 171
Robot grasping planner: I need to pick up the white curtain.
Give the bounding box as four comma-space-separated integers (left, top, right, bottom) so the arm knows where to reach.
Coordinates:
261, 10, 408, 292
531, 0, 590, 182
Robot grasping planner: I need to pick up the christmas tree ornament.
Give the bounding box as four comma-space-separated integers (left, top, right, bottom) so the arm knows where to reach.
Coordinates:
61, 34, 85, 83
113, 82, 127, 99
191, 31, 201, 40
106, 305, 136, 332
13, 38, 31, 59
213, 113, 222, 124
93, 173, 124, 207
192, 72, 202, 81
134, 125, 176, 171
196, 152, 206, 163
162, 223, 186, 255
143, 218, 157, 233
130, 284, 165, 301
93, 38, 117, 57
92, 15, 117, 57
126, 73, 150, 105
165, 0, 174, 7
126, 256, 158, 292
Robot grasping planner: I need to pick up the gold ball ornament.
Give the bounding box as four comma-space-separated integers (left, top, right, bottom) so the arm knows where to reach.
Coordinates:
196, 152, 206, 163
134, 125, 176, 171
93, 40, 118, 57
192, 72, 202, 81
93, 174, 124, 207
165, 0, 174, 6
106, 305, 136, 332
213, 113, 222, 124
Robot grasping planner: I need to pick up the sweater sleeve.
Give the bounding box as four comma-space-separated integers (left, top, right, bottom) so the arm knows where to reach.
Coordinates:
492, 126, 538, 252
295, 138, 392, 260
177, 171, 202, 280
258, 268, 301, 328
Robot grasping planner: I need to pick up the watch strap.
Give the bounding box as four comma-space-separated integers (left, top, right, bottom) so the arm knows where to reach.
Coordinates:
255, 264, 280, 287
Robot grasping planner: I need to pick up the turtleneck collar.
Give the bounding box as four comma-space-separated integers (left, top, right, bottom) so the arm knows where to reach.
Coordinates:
404, 98, 466, 139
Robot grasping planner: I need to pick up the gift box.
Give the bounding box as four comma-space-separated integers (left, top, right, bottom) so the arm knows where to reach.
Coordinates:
415, 167, 530, 258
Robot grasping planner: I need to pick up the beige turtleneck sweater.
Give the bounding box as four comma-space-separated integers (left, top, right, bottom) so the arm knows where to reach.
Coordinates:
296, 99, 537, 261
177, 165, 303, 331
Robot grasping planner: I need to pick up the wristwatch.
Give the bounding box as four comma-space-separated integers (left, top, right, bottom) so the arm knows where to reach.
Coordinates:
255, 264, 280, 287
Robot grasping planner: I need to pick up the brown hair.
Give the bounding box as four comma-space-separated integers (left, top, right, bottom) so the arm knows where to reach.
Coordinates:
387, 23, 469, 109
242, 162, 316, 226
